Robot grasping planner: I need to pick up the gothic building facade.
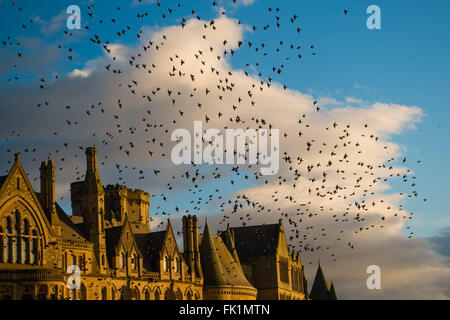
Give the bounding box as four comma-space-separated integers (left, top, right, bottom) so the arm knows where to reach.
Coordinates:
0, 147, 336, 300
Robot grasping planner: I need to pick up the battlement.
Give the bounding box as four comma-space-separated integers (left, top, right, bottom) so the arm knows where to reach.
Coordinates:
104, 184, 150, 227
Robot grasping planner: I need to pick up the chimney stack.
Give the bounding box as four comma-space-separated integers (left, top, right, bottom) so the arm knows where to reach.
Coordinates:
85, 147, 98, 177
40, 160, 57, 224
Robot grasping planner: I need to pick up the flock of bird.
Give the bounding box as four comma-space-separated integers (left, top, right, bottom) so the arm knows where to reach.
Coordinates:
1, 0, 425, 266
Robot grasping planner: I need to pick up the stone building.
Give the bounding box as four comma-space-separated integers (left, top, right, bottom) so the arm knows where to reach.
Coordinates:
218, 223, 309, 300
0, 147, 337, 300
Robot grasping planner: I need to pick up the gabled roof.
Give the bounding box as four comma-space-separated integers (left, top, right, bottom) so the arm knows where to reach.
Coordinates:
0, 154, 56, 242
35, 192, 89, 244
200, 220, 255, 290
104, 217, 142, 269
105, 226, 123, 267
230, 223, 281, 257
134, 230, 166, 271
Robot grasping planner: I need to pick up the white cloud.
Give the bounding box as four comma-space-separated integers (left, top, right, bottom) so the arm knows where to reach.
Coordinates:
0, 15, 446, 299
345, 96, 365, 104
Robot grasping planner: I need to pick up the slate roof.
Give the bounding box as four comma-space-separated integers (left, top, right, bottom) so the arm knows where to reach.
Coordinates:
35, 192, 90, 244
230, 223, 280, 257
105, 226, 123, 267
199, 221, 255, 290
134, 231, 166, 272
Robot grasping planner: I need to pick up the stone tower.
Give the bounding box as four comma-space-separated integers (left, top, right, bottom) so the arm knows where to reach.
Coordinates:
70, 147, 108, 274
182, 215, 202, 280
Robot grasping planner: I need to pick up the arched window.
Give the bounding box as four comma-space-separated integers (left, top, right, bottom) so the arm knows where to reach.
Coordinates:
14, 211, 20, 234
163, 256, 170, 272
6, 217, 12, 233
101, 287, 107, 300
23, 219, 30, 235
131, 253, 137, 270
175, 257, 180, 273
186, 290, 193, 300
5, 217, 12, 263
144, 289, 150, 300
154, 289, 160, 300
22, 235, 29, 264
132, 288, 140, 300
164, 289, 170, 300
101, 254, 105, 267
12, 212, 21, 263
31, 230, 38, 264
120, 287, 128, 300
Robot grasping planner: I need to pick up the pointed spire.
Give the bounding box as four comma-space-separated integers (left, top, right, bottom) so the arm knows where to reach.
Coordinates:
329, 281, 338, 300
310, 263, 331, 300
14, 153, 20, 163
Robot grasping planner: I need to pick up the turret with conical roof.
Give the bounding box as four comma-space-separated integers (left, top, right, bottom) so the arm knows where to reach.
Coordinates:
310, 262, 338, 300
199, 219, 258, 300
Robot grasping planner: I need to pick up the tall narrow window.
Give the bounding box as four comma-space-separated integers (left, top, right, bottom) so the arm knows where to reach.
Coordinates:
17, 177, 20, 190
13, 212, 20, 263
131, 253, 137, 270
22, 219, 30, 264
31, 230, 38, 264
0, 226, 3, 263
6, 217, 12, 233
101, 287, 107, 300
164, 256, 170, 272
5, 217, 12, 263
